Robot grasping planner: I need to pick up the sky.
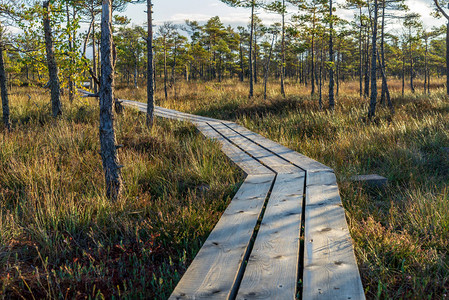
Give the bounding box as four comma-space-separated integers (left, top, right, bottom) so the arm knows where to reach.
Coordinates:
120, 0, 445, 32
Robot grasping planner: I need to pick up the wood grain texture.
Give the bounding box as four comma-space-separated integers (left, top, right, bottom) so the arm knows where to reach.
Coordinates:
211, 122, 299, 174
303, 183, 365, 300
307, 170, 337, 187
195, 122, 272, 175
227, 123, 331, 172
237, 172, 305, 300
118, 97, 365, 300
169, 174, 275, 300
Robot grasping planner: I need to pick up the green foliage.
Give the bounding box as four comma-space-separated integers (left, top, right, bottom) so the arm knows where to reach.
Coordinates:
0, 87, 243, 298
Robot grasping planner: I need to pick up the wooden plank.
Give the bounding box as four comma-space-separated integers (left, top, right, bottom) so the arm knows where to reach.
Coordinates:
226, 123, 331, 172
211, 123, 299, 174
237, 172, 305, 300
121, 101, 271, 175
120, 98, 219, 123
122, 100, 192, 122
121, 100, 200, 122
303, 183, 365, 300
169, 173, 276, 300
307, 170, 337, 187
157, 106, 220, 123
195, 122, 272, 175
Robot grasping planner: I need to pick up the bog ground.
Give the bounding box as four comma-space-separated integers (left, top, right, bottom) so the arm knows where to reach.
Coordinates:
1, 80, 449, 299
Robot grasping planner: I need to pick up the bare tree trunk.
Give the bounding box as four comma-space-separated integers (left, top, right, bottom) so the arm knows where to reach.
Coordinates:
248, 3, 254, 98
311, 17, 315, 96
280, 0, 286, 97
402, 51, 405, 96
264, 33, 276, 100
172, 39, 178, 99
410, 28, 415, 93
93, 35, 99, 89
377, 49, 394, 114
99, 0, 122, 201
368, 0, 378, 119
146, 0, 154, 128
424, 35, 428, 94
380, 0, 386, 105
0, 39, 10, 131
239, 40, 244, 82
43, 1, 62, 118
329, 0, 335, 110
163, 36, 168, 100
359, 7, 363, 97
254, 27, 258, 84
66, 2, 74, 102
92, 8, 98, 93
446, 20, 449, 95
364, 25, 370, 98
319, 45, 323, 110
134, 57, 138, 89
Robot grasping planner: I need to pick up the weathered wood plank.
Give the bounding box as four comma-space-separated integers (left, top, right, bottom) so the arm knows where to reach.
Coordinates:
226, 123, 331, 172
169, 173, 276, 300
307, 170, 337, 186
119, 97, 365, 300
195, 122, 272, 175
237, 172, 305, 300
211, 123, 299, 174
303, 182, 365, 300
157, 106, 220, 123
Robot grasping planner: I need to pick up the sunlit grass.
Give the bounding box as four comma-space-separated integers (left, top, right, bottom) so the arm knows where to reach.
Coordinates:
2, 76, 449, 298
117, 77, 449, 298
0, 87, 243, 299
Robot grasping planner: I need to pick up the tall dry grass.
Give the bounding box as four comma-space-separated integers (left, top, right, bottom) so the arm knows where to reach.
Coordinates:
118, 77, 449, 299
0, 87, 242, 299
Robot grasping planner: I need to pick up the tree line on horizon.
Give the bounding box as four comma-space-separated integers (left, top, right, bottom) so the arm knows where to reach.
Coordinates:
1, 0, 449, 199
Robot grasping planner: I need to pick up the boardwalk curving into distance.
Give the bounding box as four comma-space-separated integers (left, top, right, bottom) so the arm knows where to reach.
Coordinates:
79, 90, 365, 299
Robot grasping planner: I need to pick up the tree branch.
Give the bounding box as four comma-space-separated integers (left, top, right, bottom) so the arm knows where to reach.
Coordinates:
434, 0, 449, 21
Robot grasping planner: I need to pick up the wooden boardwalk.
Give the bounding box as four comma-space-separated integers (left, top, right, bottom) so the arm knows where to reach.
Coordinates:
86, 90, 365, 299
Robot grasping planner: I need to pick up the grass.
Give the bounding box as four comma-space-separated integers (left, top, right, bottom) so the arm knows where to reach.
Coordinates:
0, 87, 243, 299
2, 77, 449, 299
116, 78, 449, 299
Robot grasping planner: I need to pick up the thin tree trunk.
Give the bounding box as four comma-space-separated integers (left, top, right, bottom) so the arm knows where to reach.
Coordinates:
377, 49, 394, 114
43, 1, 62, 118
163, 36, 168, 100
92, 9, 98, 93
424, 35, 428, 94
280, 0, 286, 97
264, 33, 276, 100
254, 27, 258, 84
83, 18, 94, 56
364, 25, 370, 98
239, 40, 244, 82
359, 6, 363, 97
66, 2, 74, 102
329, 0, 335, 110
336, 45, 340, 96
447, 21, 449, 95
172, 39, 177, 99
99, 0, 122, 201
380, 0, 386, 105
402, 50, 405, 96
0, 40, 10, 131
134, 59, 138, 89
311, 17, 315, 96
319, 44, 323, 110
368, 0, 378, 119
249, 3, 254, 98
146, 0, 154, 127
410, 28, 415, 93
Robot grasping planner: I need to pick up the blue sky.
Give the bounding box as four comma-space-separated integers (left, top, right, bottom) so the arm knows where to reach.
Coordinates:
120, 0, 445, 30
